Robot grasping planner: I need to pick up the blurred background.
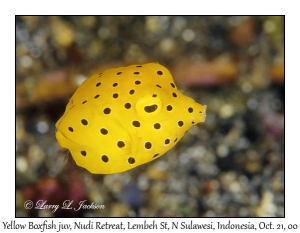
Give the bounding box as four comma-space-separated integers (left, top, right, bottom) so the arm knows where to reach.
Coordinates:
16, 16, 284, 217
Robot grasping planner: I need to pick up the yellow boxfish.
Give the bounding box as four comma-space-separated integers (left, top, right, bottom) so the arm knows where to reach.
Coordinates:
55, 63, 207, 174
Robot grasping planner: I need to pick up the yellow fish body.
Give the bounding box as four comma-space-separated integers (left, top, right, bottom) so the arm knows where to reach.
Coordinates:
55, 63, 206, 174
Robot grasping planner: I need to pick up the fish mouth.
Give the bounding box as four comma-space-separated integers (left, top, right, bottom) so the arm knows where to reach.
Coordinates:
56, 130, 69, 149
56, 130, 82, 149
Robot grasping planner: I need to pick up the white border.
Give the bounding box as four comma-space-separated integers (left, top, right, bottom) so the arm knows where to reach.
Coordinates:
2, 1, 298, 232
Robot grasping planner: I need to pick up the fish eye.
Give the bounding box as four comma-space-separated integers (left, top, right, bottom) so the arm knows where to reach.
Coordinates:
135, 95, 162, 118
144, 104, 158, 113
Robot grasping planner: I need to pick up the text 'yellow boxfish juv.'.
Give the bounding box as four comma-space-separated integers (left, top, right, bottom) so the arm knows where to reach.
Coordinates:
55, 63, 207, 174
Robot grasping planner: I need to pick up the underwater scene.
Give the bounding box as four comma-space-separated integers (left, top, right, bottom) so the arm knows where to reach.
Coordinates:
16, 16, 284, 217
